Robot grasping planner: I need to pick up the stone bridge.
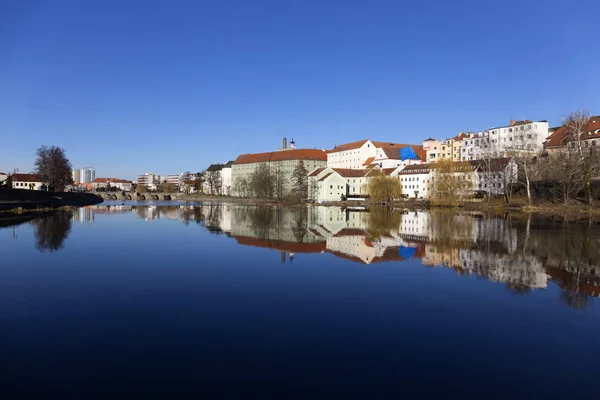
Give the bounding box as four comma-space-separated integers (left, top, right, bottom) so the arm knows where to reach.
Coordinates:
98, 192, 182, 201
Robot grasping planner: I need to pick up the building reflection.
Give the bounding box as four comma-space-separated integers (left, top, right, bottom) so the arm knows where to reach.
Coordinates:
80, 204, 600, 308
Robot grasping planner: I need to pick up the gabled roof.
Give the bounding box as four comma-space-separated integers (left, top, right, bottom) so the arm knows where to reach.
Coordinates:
309, 167, 327, 177
234, 149, 327, 164
317, 172, 334, 182
362, 157, 375, 166
12, 173, 43, 182
545, 116, 600, 148
331, 168, 369, 178
327, 140, 370, 154
379, 145, 426, 161
399, 158, 513, 174
207, 164, 224, 172
452, 133, 469, 141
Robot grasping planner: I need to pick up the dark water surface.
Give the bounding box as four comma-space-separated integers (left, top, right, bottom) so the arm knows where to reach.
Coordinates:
2, 202, 600, 398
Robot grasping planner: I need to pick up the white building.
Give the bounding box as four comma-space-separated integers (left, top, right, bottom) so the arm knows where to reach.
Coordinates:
80, 167, 96, 184
369, 145, 426, 169
460, 119, 549, 161
232, 140, 327, 197
308, 167, 398, 201
398, 165, 431, 199
137, 173, 162, 191
91, 178, 133, 191
11, 174, 46, 190
204, 162, 234, 195
327, 140, 425, 170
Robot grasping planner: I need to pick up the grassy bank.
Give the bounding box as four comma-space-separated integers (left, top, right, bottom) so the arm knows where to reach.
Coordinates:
0, 189, 103, 213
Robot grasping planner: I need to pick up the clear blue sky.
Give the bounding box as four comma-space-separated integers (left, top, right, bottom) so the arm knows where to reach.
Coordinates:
1, 0, 599, 180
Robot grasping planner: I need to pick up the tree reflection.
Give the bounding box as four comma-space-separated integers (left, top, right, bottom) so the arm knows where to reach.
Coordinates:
364, 207, 401, 240
34, 211, 72, 253
291, 209, 308, 243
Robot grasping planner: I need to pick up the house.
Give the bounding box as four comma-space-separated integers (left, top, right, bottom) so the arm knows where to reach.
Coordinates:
11, 174, 46, 190
0, 173, 7, 185
204, 161, 234, 195
232, 139, 327, 197
423, 133, 468, 163
308, 166, 400, 202
91, 178, 133, 191
398, 165, 431, 198
368, 145, 426, 169
544, 115, 600, 152
327, 139, 425, 170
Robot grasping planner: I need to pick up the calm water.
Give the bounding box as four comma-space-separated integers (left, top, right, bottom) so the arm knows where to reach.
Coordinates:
2, 202, 600, 398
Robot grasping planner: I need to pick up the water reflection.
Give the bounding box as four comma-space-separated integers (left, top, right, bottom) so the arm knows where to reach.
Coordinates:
4, 203, 600, 309
34, 211, 73, 253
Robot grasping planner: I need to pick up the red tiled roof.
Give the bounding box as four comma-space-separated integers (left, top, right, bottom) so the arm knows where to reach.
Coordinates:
327, 140, 370, 154
545, 116, 600, 148
234, 149, 327, 164
235, 236, 327, 253
363, 157, 375, 166
331, 168, 369, 178
452, 133, 469, 141
93, 178, 131, 183
399, 158, 512, 174
399, 165, 430, 175
309, 167, 326, 177
12, 173, 43, 182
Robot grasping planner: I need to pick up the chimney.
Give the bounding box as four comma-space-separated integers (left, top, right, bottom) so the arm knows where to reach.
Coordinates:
282, 137, 287, 149
290, 138, 296, 149
509, 119, 516, 126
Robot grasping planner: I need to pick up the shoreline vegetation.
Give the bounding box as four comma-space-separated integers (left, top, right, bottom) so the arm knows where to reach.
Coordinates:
2, 189, 598, 222
0, 189, 103, 213
178, 193, 600, 221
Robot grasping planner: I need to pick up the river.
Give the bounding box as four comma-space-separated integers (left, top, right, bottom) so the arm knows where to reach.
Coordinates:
2, 201, 600, 397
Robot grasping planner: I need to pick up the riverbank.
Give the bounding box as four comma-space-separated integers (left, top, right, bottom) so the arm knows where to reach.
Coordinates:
0, 189, 103, 213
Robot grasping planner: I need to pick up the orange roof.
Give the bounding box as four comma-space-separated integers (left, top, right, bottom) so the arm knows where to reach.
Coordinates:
327, 140, 370, 154
12, 173, 43, 182
452, 133, 469, 141
362, 157, 375, 166
235, 236, 326, 253
545, 116, 600, 148
234, 149, 327, 164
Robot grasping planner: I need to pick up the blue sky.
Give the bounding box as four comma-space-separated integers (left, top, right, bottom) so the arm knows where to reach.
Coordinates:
1, 0, 599, 180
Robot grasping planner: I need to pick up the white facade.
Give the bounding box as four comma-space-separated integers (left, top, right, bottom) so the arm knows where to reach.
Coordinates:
460, 120, 549, 161
327, 140, 377, 170
398, 165, 430, 198
370, 146, 425, 169
308, 168, 347, 202
220, 164, 232, 196
80, 167, 95, 184
137, 173, 161, 191
12, 174, 45, 190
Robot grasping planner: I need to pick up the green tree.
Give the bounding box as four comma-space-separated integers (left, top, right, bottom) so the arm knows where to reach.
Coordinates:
194, 171, 205, 193
34, 145, 73, 192
3, 174, 12, 189
366, 171, 402, 204
161, 182, 175, 193
291, 160, 309, 200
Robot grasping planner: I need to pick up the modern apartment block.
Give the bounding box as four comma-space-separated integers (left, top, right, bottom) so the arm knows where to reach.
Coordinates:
460, 120, 549, 161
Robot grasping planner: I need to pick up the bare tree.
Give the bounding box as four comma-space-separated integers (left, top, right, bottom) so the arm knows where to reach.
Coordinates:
505, 130, 541, 205
564, 110, 597, 205
34, 145, 73, 192
194, 171, 205, 194
250, 163, 273, 198
206, 171, 223, 195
